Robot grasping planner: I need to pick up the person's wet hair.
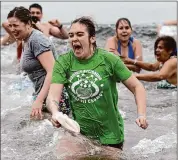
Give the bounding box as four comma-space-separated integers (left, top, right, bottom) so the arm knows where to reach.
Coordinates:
154, 36, 177, 56
29, 3, 43, 13
7, 6, 32, 25
115, 18, 132, 30
7, 6, 41, 31
71, 16, 97, 50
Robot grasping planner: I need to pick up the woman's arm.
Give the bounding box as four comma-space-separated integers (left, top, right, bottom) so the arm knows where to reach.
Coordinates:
163, 20, 177, 26
30, 51, 55, 119
123, 57, 160, 71
157, 20, 177, 34
47, 84, 64, 114
125, 39, 143, 73
2, 21, 16, 40
134, 39, 143, 61
122, 74, 148, 129
47, 84, 64, 127
135, 58, 177, 82
36, 51, 55, 102
125, 64, 141, 73
1, 33, 16, 46
105, 36, 120, 55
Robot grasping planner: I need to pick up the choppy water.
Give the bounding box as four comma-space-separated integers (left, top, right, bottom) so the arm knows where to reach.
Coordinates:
1, 22, 177, 160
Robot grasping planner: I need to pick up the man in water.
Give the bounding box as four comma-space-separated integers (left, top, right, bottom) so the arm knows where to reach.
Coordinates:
28, 3, 68, 39
1, 3, 68, 61
122, 36, 177, 87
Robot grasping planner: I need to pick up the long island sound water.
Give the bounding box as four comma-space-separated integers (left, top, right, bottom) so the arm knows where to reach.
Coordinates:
1, 22, 177, 160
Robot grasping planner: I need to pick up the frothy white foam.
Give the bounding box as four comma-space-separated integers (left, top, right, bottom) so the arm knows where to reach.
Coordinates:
159, 26, 177, 37
1, 106, 23, 118
157, 114, 176, 121
131, 132, 177, 156
32, 119, 53, 136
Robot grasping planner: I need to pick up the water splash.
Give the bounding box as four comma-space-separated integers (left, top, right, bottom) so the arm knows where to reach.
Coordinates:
131, 132, 177, 156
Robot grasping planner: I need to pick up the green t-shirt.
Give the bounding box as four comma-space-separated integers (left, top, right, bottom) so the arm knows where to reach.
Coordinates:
52, 48, 132, 144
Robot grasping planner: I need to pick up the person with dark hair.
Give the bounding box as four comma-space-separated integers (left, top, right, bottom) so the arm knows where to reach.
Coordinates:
1, 3, 68, 61
123, 36, 177, 87
29, 3, 43, 14
46, 16, 148, 151
7, 6, 70, 119
105, 18, 143, 73
28, 3, 68, 39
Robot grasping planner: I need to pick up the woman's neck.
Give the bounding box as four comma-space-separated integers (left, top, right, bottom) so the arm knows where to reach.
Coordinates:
23, 28, 33, 42
83, 46, 95, 60
116, 36, 129, 47
121, 41, 129, 48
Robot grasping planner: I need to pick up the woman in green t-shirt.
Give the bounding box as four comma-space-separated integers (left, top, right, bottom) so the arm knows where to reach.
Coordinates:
46, 17, 148, 150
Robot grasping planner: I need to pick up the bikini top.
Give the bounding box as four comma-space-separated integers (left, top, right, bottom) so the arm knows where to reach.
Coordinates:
117, 36, 134, 59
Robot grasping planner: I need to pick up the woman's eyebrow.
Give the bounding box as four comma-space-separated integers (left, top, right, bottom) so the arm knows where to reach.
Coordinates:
69, 31, 84, 34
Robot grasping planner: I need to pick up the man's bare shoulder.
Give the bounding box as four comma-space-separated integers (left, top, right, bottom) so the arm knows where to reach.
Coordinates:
41, 22, 51, 28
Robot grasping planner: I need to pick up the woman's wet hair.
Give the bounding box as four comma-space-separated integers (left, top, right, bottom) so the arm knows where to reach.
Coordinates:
71, 16, 97, 50
115, 18, 132, 30
7, 6, 32, 25
154, 36, 177, 56
7, 6, 41, 31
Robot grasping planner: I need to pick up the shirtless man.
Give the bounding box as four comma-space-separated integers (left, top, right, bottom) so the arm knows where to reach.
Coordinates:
122, 36, 177, 86
29, 3, 68, 39
1, 3, 68, 61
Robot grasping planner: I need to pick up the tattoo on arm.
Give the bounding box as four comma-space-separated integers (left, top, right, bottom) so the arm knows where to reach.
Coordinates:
53, 100, 59, 107
46, 98, 59, 113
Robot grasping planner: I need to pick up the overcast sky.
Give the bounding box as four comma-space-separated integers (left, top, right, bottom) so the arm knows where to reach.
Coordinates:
1, 2, 177, 24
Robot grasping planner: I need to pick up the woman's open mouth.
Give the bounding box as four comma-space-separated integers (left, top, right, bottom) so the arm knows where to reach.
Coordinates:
73, 44, 83, 53
12, 32, 20, 38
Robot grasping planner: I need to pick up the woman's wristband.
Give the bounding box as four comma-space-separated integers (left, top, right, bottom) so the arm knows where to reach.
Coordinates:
133, 56, 140, 65
137, 114, 146, 119
134, 59, 137, 64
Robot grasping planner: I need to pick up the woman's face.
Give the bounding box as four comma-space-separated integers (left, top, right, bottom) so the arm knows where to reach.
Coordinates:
155, 40, 172, 62
116, 20, 132, 42
8, 17, 30, 40
68, 22, 95, 60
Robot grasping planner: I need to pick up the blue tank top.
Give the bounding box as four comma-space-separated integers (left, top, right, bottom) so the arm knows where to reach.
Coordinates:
117, 37, 135, 59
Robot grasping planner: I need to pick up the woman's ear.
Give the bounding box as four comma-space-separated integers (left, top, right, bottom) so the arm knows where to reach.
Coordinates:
168, 49, 174, 56
28, 20, 32, 26
90, 36, 96, 44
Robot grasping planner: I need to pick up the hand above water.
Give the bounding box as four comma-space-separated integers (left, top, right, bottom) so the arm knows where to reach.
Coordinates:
30, 100, 44, 120
51, 112, 61, 128
51, 112, 80, 133
135, 115, 148, 129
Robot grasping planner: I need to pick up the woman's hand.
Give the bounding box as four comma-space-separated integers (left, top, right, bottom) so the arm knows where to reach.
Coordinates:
30, 100, 44, 120
108, 48, 121, 56
51, 113, 61, 128
135, 115, 148, 129
121, 57, 133, 64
